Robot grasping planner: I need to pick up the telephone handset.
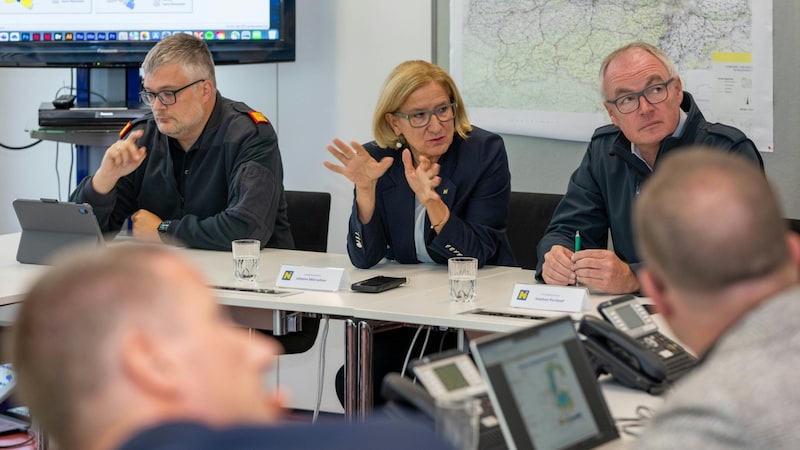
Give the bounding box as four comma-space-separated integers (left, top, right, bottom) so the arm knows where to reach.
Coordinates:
579, 295, 697, 395
382, 373, 437, 419
579, 315, 671, 394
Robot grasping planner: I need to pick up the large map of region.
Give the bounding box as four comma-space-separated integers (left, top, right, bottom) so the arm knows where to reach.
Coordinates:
450, 0, 773, 149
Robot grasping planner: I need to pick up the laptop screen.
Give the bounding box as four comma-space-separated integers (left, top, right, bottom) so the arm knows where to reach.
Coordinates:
471, 316, 618, 450
0, 364, 30, 433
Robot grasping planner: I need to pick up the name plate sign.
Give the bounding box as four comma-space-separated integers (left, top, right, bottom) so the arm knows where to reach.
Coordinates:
275, 265, 350, 292
509, 283, 590, 313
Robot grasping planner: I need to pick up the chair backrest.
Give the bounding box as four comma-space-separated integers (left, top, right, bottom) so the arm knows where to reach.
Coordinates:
787, 218, 800, 235
507, 192, 563, 269
285, 190, 332, 252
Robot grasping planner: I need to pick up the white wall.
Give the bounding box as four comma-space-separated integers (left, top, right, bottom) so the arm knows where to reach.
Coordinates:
0, 68, 73, 232
278, 0, 432, 253
0, 0, 432, 252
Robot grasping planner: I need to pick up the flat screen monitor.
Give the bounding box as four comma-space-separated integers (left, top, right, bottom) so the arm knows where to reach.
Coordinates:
0, 0, 295, 67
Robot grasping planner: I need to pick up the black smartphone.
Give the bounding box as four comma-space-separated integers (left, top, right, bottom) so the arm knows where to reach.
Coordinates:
351, 275, 407, 293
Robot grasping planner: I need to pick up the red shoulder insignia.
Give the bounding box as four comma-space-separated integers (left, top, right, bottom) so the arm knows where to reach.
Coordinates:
118, 121, 133, 138
248, 111, 270, 124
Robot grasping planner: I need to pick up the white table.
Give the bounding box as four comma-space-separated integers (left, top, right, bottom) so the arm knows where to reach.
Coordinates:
0, 233, 663, 425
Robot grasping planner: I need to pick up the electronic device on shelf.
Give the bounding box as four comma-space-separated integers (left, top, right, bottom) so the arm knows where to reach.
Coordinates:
38, 102, 149, 128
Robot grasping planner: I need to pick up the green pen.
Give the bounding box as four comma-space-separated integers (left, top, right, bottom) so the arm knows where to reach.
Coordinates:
574, 231, 581, 286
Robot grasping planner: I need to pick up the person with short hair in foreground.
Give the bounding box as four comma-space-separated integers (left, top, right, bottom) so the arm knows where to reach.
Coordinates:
630, 148, 800, 448
9, 245, 448, 450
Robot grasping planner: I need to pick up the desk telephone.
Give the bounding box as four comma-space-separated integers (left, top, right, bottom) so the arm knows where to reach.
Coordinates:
381, 351, 507, 450
579, 295, 697, 395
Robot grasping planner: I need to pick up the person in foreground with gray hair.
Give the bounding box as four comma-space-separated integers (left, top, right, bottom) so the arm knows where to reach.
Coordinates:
8, 245, 448, 450
630, 147, 800, 448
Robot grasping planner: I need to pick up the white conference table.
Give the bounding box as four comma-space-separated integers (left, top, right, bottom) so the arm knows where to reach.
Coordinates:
0, 233, 663, 429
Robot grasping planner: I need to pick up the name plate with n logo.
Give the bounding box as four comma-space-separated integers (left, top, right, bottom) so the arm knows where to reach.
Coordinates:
275, 265, 350, 291
509, 283, 589, 313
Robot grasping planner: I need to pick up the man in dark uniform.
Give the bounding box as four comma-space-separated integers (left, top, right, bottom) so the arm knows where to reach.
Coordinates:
70, 33, 293, 251
536, 42, 763, 294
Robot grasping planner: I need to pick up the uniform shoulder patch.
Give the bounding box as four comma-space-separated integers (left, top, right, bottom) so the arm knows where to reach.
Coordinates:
248, 111, 270, 124
118, 113, 150, 138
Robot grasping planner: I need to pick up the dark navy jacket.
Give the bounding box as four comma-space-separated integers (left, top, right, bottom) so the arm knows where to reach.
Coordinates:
536, 92, 763, 279
347, 126, 516, 269
70, 93, 293, 251
117, 420, 451, 450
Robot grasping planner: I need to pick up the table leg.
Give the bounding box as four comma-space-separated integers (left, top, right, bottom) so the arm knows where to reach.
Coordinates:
457, 328, 467, 352
344, 318, 358, 420
357, 320, 374, 420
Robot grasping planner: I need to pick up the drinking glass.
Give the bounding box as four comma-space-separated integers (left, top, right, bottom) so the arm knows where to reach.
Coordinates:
449, 257, 477, 302
232, 239, 261, 282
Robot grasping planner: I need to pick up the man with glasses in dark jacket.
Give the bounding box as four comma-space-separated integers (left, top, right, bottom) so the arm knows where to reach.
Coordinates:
70, 33, 293, 251
537, 42, 763, 294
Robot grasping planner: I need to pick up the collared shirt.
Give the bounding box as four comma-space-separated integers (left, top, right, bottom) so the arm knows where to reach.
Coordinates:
414, 199, 435, 263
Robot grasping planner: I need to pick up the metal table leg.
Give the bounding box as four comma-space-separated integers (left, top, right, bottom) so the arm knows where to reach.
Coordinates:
344, 318, 358, 420
357, 320, 374, 420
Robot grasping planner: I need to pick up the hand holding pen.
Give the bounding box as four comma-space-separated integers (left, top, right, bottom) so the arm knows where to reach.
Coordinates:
574, 230, 581, 286
540, 242, 578, 286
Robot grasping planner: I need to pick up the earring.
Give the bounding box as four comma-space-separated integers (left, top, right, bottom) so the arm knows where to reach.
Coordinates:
395, 134, 407, 150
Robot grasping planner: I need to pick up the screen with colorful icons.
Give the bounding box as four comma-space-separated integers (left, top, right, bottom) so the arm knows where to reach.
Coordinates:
0, 0, 294, 67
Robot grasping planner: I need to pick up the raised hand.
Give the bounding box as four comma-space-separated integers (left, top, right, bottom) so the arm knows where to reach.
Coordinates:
323, 138, 393, 189
92, 129, 147, 194
401, 149, 441, 204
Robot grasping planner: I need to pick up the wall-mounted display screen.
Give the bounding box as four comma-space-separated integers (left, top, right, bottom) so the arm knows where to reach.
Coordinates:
0, 0, 295, 67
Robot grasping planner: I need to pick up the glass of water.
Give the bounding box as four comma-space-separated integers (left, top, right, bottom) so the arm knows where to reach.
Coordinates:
448, 257, 477, 302
232, 239, 261, 282
435, 397, 481, 450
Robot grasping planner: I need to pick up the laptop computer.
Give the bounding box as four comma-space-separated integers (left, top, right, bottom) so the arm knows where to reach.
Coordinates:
470, 316, 619, 450
13, 199, 105, 265
0, 364, 30, 433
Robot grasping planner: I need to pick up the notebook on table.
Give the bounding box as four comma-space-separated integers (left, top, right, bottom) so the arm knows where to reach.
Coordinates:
470, 316, 619, 450
13, 199, 105, 265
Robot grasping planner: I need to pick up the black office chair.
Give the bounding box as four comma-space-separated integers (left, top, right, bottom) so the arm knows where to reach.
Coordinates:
787, 218, 800, 235
507, 192, 563, 270
268, 190, 332, 356
285, 190, 332, 253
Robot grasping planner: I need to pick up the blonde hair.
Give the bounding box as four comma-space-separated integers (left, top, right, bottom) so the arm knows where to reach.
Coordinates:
372, 60, 471, 149
599, 42, 677, 99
